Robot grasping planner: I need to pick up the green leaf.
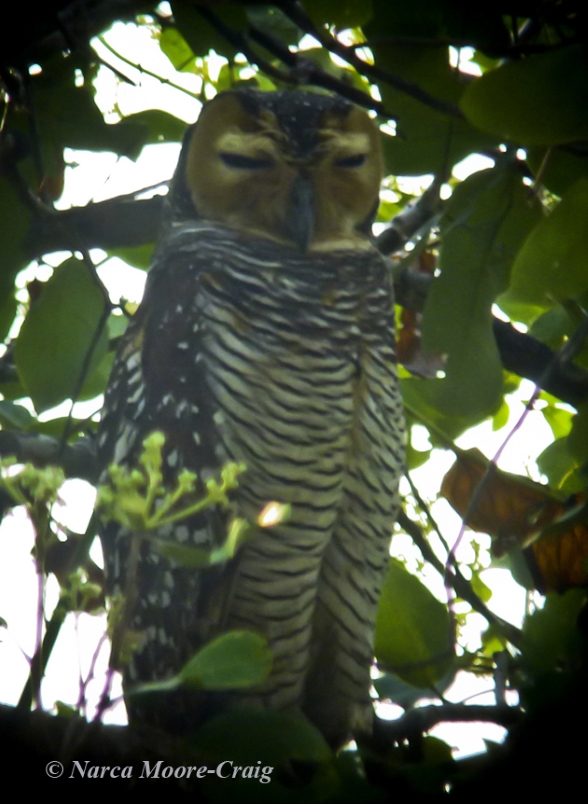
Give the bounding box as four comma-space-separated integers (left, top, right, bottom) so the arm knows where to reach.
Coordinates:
179, 630, 272, 690
471, 573, 492, 603
568, 403, 588, 467
78, 349, 114, 402
492, 399, 510, 431
374, 46, 498, 176
406, 443, 431, 471
528, 144, 588, 197
529, 306, 572, 351
502, 179, 588, 317
461, 44, 588, 146
374, 672, 430, 708
422, 164, 542, 417
107, 312, 130, 340
246, 6, 302, 48
115, 110, 187, 145
31, 417, 90, 440
192, 710, 336, 802
375, 663, 455, 708
374, 559, 455, 689
135, 631, 271, 696
537, 438, 578, 491
193, 709, 331, 766
171, 1, 247, 60
401, 377, 483, 441
14, 258, 108, 413
541, 403, 573, 441
521, 588, 586, 676
0, 401, 34, 430
159, 27, 197, 72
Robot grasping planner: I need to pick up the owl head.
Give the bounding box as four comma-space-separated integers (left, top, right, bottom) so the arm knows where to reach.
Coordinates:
166, 89, 383, 252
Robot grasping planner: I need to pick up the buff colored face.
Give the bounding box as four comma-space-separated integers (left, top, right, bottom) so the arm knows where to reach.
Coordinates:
185, 93, 383, 250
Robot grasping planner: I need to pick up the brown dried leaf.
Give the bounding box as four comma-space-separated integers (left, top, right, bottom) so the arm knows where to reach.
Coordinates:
441, 448, 566, 556
527, 504, 588, 593
441, 449, 587, 592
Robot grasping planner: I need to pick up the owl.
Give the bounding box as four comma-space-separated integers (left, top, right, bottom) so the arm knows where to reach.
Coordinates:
97, 89, 405, 749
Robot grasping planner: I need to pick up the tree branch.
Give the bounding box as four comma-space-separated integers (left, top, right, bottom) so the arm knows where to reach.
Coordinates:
274, 0, 464, 119
0, 431, 98, 482
398, 511, 523, 649
373, 702, 522, 747
24, 195, 164, 259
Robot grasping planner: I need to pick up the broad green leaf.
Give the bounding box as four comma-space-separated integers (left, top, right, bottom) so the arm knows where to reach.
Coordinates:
528, 144, 588, 197
492, 399, 510, 431
537, 438, 578, 491
116, 110, 187, 144
0, 377, 26, 403
179, 630, 272, 690
159, 27, 197, 71
246, 6, 302, 47
529, 307, 572, 351
568, 403, 588, 466
502, 179, 588, 316
0, 401, 34, 430
376, 46, 498, 175
541, 403, 573, 441
461, 44, 588, 146
374, 672, 430, 708
171, 1, 247, 60
401, 377, 483, 441
422, 164, 542, 417
406, 443, 431, 471
14, 258, 108, 413
135, 631, 271, 695
31, 417, 90, 439
193, 709, 331, 766
521, 588, 586, 675
375, 662, 455, 708
471, 573, 492, 603
107, 311, 130, 340
107, 244, 155, 272
192, 712, 338, 804
374, 560, 455, 689
78, 349, 114, 402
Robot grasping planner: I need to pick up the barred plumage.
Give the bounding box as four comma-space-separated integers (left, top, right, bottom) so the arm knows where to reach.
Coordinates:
98, 89, 405, 748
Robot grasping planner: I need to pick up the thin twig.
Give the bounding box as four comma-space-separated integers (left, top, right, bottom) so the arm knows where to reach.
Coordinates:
398, 510, 523, 649
18, 513, 99, 711
96, 36, 201, 99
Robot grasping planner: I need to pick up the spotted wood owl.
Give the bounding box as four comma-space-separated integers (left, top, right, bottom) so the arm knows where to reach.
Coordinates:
98, 89, 405, 749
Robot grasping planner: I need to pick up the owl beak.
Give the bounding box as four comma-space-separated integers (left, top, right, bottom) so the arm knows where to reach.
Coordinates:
285, 175, 315, 252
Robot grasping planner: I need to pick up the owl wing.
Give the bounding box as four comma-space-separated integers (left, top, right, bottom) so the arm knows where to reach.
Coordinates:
97, 223, 242, 730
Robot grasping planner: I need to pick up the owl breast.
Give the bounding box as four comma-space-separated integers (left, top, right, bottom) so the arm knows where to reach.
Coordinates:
129, 222, 404, 744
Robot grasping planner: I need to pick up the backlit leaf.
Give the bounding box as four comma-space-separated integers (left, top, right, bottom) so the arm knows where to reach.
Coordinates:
461, 44, 588, 146
503, 179, 588, 317
375, 560, 454, 689
14, 258, 108, 413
